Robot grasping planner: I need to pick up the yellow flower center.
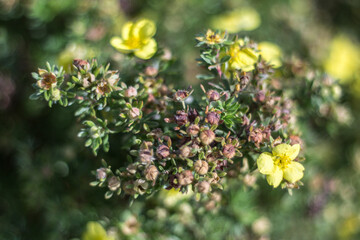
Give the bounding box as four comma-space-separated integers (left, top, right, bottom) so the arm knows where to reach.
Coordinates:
274, 155, 292, 169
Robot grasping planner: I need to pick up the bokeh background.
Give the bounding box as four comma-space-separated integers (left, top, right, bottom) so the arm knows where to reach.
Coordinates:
1, 0, 360, 239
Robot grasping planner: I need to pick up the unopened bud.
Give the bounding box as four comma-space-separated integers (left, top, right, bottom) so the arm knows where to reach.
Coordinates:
178, 170, 194, 186
52, 88, 61, 101
96, 168, 107, 181
206, 112, 220, 125
200, 130, 215, 145
206, 90, 220, 101
145, 66, 158, 76
194, 160, 209, 175
108, 176, 120, 191
187, 124, 200, 136
174, 110, 188, 126
125, 86, 137, 98
144, 165, 159, 181
179, 146, 191, 158
174, 90, 189, 101
196, 181, 210, 193
223, 144, 236, 159
73, 59, 89, 70
188, 108, 199, 122
129, 107, 141, 119
139, 149, 153, 164
156, 144, 170, 159
255, 90, 266, 102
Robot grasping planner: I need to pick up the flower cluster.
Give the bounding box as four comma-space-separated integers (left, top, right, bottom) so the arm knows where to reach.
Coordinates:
31, 25, 309, 201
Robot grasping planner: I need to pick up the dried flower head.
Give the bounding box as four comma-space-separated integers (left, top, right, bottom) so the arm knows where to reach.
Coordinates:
178, 170, 194, 186
108, 176, 120, 191
125, 86, 137, 98
194, 160, 209, 175
196, 181, 210, 193
144, 165, 159, 181
200, 130, 215, 145
156, 144, 170, 159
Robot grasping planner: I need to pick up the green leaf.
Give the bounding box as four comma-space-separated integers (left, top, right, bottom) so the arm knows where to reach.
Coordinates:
196, 74, 215, 80
85, 138, 92, 147
105, 191, 113, 199
219, 55, 231, 63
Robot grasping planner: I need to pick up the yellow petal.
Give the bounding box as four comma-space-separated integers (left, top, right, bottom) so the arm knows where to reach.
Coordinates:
231, 48, 258, 71
82, 222, 107, 240
283, 161, 304, 183
272, 143, 300, 160
121, 21, 134, 40
258, 41, 283, 68
133, 19, 156, 40
134, 38, 157, 60
257, 152, 274, 174
110, 37, 133, 53
266, 165, 283, 188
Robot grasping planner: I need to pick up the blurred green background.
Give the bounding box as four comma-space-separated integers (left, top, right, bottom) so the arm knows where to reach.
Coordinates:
1, 0, 360, 239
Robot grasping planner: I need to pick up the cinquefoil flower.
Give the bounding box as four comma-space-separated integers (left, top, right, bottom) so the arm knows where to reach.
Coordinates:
82, 222, 114, 240
110, 19, 157, 60
257, 143, 304, 188
228, 40, 258, 72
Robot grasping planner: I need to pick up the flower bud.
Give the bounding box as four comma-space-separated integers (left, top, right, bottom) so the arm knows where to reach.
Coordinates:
122, 181, 136, 195
144, 165, 159, 181
174, 90, 189, 101
206, 112, 220, 125
139, 149, 153, 164
178, 170, 194, 186
52, 88, 61, 101
108, 176, 120, 191
200, 130, 215, 145
222, 144, 236, 159
240, 75, 250, 90
129, 107, 141, 119
96, 168, 107, 181
156, 144, 170, 159
134, 179, 148, 195
196, 181, 210, 193
194, 160, 209, 175
186, 124, 200, 136
145, 66, 158, 76
125, 86, 137, 98
206, 90, 220, 101
255, 90, 266, 102
188, 108, 199, 122
179, 146, 191, 158
126, 164, 137, 174
174, 110, 188, 126
73, 59, 90, 70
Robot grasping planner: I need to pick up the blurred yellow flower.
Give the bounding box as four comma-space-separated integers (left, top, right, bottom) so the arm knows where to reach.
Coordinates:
324, 35, 360, 83
82, 222, 114, 240
257, 143, 304, 188
110, 19, 157, 60
211, 8, 261, 33
258, 42, 283, 68
228, 40, 259, 72
161, 188, 193, 207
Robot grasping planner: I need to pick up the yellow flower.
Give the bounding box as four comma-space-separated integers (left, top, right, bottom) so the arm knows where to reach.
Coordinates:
110, 19, 157, 60
228, 40, 259, 72
196, 29, 224, 45
324, 35, 360, 83
211, 8, 261, 33
82, 222, 114, 240
257, 143, 304, 188
258, 42, 283, 68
